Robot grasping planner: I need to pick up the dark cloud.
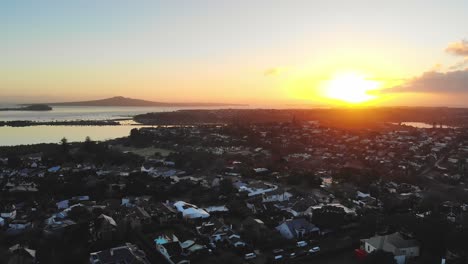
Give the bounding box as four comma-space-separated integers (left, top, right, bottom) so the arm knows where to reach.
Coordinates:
380, 69, 468, 94
445, 40, 468, 57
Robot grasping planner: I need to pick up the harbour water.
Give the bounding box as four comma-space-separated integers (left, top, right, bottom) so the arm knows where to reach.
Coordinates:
0, 106, 209, 146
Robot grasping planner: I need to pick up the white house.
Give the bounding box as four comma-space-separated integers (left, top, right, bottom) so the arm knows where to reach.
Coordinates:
361, 232, 419, 264
234, 181, 278, 197
173, 201, 210, 219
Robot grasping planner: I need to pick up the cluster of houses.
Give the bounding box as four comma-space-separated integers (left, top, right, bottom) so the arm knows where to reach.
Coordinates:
1, 122, 468, 263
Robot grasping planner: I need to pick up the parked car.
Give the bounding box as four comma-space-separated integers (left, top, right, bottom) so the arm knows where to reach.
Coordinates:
297, 241, 308, 247
244, 253, 257, 260
309, 246, 321, 254
272, 248, 284, 254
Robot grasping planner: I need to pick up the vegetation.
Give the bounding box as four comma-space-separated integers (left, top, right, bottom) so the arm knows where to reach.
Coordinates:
0, 104, 52, 111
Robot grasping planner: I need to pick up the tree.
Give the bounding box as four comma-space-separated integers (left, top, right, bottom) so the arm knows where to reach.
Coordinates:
363, 250, 396, 264
312, 205, 347, 229
60, 137, 69, 154
6, 153, 21, 168
219, 179, 235, 195
82, 136, 96, 152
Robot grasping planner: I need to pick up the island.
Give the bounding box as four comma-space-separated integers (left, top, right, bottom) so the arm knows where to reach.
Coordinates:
45, 96, 247, 107
0, 104, 53, 111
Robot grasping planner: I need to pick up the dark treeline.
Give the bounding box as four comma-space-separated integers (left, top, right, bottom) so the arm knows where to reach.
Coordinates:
1, 137, 143, 167
134, 107, 468, 128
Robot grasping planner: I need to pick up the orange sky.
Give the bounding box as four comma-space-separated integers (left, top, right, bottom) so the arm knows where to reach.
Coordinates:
2, 1, 468, 107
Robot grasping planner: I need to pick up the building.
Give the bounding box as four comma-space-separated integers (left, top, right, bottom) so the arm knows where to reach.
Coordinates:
275, 218, 320, 239
173, 201, 210, 219
154, 234, 190, 264
8, 244, 36, 264
361, 232, 420, 264
89, 243, 150, 264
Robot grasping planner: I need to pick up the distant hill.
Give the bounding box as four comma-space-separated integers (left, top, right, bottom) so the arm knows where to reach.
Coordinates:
46, 96, 246, 107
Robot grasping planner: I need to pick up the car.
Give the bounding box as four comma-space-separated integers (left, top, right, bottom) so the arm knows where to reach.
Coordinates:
289, 252, 297, 259
297, 241, 308, 247
274, 254, 283, 260
244, 253, 257, 260
208, 242, 216, 249
272, 248, 284, 254
309, 246, 321, 254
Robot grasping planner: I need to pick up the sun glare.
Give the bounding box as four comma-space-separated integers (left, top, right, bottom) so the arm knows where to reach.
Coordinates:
323, 72, 381, 104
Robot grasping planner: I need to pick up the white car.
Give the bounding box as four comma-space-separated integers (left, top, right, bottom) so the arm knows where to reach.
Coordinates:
297, 241, 308, 247
244, 253, 257, 260
309, 246, 321, 254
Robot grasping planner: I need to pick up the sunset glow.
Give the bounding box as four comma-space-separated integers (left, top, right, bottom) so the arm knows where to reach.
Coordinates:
322, 72, 381, 104
1, 1, 468, 106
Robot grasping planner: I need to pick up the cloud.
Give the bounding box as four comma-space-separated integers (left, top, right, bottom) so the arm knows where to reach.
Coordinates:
449, 57, 468, 70
264, 67, 287, 76
381, 69, 468, 94
445, 40, 468, 57
379, 39, 468, 95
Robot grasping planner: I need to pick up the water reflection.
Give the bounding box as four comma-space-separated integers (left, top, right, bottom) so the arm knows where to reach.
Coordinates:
0, 125, 148, 146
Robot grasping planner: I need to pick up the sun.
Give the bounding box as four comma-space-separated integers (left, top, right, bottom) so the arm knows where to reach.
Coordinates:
322, 72, 381, 104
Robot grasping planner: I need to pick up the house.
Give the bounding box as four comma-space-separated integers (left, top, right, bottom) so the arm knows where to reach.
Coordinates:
56, 195, 90, 209
92, 214, 118, 241
262, 190, 293, 203
0, 205, 16, 220
234, 181, 278, 197
124, 206, 152, 229
202, 205, 229, 214
44, 219, 77, 237
173, 201, 210, 219
276, 218, 320, 240
180, 240, 207, 256
283, 197, 317, 217
196, 219, 231, 243
361, 232, 420, 264
242, 217, 267, 231
253, 168, 269, 174
89, 243, 150, 264
8, 244, 36, 264
227, 234, 246, 247
154, 234, 190, 264
47, 166, 61, 173
149, 202, 178, 224
8, 219, 32, 231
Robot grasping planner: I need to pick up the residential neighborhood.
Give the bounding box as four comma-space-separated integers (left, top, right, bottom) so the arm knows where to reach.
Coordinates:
1, 121, 468, 264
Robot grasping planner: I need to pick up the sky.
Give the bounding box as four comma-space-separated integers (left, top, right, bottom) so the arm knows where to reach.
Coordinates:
1, 0, 468, 106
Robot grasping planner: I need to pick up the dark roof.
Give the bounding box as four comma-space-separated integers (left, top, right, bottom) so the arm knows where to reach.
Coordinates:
280, 218, 319, 235
90, 243, 150, 264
